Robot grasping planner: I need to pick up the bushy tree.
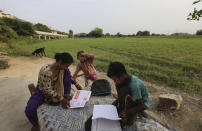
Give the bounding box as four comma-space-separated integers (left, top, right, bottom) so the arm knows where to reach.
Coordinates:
136, 31, 150, 36
33, 23, 52, 32
142, 31, 150, 36
116, 32, 123, 37
196, 29, 202, 35
88, 27, 103, 38
69, 29, 73, 38
1, 17, 35, 36
136, 31, 143, 36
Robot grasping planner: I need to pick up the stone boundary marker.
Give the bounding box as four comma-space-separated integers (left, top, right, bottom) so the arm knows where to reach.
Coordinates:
158, 94, 183, 110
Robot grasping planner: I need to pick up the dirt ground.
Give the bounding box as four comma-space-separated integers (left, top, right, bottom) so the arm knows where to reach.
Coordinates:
0, 56, 201, 131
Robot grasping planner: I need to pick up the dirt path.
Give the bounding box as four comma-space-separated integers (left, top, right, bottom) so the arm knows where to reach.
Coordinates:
0, 56, 201, 131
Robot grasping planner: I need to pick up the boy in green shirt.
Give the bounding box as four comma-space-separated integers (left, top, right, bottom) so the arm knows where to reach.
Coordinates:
107, 62, 149, 126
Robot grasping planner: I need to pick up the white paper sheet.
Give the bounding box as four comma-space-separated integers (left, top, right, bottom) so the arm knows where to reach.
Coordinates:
92, 105, 122, 131
70, 90, 91, 108
92, 118, 122, 131
92, 105, 121, 120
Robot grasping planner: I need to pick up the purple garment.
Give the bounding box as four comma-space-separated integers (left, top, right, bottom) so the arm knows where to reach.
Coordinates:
25, 88, 44, 126
63, 69, 72, 95
25, 69, 72, 126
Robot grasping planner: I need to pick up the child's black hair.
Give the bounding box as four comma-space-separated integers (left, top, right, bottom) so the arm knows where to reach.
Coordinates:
107, 62, 127, 78
55, 52, 73, 64
77, 51, 84, 59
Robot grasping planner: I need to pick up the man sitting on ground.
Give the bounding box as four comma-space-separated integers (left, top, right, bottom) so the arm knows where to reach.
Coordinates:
107, 62, 149, 127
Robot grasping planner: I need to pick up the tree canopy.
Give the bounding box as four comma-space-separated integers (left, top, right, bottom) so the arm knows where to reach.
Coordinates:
33, 23, 52, 32
88, 27, 103, 38
188, 0, 202, 21
69, 29, 73, 38
1, 17, 34, 36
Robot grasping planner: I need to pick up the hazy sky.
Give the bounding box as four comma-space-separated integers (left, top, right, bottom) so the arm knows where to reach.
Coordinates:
0, 0, 201, 34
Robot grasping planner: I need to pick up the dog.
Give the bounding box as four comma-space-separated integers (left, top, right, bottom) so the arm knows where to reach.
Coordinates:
32, 47, 46, 57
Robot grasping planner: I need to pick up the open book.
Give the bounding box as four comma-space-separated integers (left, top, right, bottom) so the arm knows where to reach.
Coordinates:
92, 105, 122, 131
70, 90, 91, 108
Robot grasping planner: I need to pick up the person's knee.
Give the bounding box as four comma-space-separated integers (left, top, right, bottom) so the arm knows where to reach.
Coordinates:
25, 105, 37, 117
25, 100, 39, 117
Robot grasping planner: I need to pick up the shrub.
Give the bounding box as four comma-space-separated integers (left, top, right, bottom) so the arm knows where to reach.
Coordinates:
0, 25, 18, 42
1, 17, 35, 36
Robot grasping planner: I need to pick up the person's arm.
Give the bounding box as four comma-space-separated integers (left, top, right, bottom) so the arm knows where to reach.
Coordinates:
112, 99, 119, 107
71, 78, 83, 90
120, 99, 145, 122
72, 64, 81, 80
126, 99, 146, 114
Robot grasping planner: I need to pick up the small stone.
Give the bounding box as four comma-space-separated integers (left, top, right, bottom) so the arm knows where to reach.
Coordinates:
0, 52, 8, 55
158, 94, 183, 110
0, 60, 9, 69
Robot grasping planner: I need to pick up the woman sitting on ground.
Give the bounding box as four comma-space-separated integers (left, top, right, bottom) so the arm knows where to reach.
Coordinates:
25, 52, 82, 131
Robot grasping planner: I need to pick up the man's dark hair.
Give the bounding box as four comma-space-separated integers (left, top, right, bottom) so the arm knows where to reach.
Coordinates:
55, 52, 73, 64
77, 51, 84, 59
107, 62, 127, 78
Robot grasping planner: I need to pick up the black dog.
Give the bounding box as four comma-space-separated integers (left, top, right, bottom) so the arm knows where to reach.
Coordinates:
32, 47, 46, 57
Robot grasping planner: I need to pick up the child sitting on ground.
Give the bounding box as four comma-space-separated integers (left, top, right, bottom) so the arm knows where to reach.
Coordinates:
107, 62, 149, 127
73, 51, 97, 87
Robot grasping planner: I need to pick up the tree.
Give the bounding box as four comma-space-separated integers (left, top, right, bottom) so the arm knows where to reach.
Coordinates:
116, 32, 123, 37
105, 33, 110, 37
57, 31, 68, 35
136, 31, 150, 36
196, 29, 202, 35
88, 27, 103, 38
1, 17, 35, 36
33, 23, 52, 32
69, 29, 73, 38
142, 31, 150, 36
136, 31, 143, 36
74, 33, 87, 38
187, 0, 202, 21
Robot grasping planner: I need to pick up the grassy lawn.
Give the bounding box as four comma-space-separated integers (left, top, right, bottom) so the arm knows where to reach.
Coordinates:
1, 37, 202, 94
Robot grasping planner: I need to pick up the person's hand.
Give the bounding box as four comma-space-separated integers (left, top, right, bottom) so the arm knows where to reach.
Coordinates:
112, 99, 119, 107
64, 94, 72, 100
72, 76, 76, 81
60, 98, 70, 109
120, 110, 129, 123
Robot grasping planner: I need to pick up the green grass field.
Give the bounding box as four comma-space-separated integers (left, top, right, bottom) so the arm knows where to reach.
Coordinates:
1, 37, 202, 94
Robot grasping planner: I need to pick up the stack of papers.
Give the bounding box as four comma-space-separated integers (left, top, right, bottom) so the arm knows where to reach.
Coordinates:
70, 90, 91, 108
92, 105, 122, 131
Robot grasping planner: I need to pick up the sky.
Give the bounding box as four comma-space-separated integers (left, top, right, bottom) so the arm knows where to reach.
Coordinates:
0, 0, 201, 34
